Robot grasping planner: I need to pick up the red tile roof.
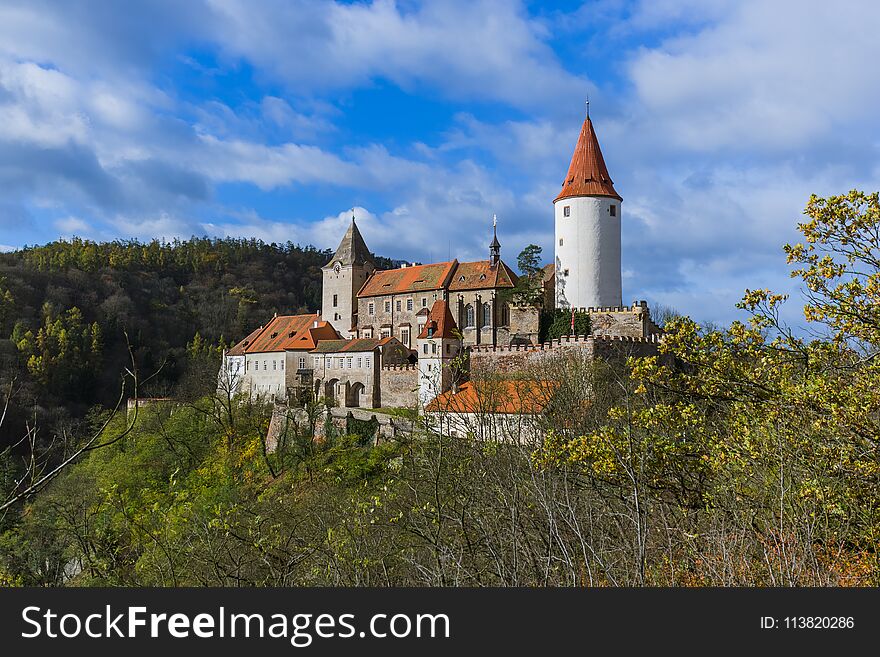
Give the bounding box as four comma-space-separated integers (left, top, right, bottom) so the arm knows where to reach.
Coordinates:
417, 300, 459, 339
242, 314, 340, 353
310, 336, 399, 354
555, 117, 621, 202
448, 260, 517, 291
358, 260, 457, 298
227, 325, 264, 356
425, 379, 555, 415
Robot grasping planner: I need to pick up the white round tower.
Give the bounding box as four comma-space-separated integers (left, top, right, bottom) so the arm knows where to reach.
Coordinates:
553, 115, 622, 310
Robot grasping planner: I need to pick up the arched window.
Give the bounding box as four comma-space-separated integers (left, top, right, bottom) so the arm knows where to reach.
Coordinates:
482, 303, 491, 327
465, 304, 475, 328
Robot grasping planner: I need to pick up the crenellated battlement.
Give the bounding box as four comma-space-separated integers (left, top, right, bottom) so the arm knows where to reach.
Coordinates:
570, 300, 649, 314
469, 331, 661, 355
382, 363, 418, 371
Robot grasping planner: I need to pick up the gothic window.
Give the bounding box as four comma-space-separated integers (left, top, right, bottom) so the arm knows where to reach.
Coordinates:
563, 205, 571, 217
483, 304, 491, 327
465, 304, 475, 328
333, 294, 338, 307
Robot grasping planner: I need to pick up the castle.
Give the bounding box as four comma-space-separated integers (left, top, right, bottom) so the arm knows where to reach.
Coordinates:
220, 114, 662, 419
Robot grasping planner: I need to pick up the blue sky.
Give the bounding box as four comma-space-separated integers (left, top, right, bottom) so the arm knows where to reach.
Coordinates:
0, 0, 878, 326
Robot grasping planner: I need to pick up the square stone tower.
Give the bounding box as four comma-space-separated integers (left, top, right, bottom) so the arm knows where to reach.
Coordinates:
322, 217, 375, 337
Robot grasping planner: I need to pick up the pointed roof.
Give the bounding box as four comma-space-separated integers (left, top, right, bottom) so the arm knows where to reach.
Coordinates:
326, 217, 374, 267
555, 117, 621, 202
418, 299, 458, 339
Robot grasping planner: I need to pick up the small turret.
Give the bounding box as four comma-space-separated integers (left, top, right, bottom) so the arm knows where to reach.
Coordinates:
489, 214, 501, 267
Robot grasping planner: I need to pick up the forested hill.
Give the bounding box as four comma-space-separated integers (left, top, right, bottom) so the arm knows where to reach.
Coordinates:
0, 237, 386, 434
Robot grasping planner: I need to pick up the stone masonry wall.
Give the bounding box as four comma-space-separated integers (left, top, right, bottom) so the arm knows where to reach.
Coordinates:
469, 333, 661, 375
378, 364, 419, 408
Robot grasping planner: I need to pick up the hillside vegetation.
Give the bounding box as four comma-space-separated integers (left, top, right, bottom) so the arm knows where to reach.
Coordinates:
1, 191, 880, 586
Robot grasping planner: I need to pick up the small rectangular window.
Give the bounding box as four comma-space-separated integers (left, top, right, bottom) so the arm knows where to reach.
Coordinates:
396, 300, 401, 312
610, 205, 617, 217
366, 358, 371, 369
431, 343, 437, 354
423, 344, 428, 354
333, 294, 338, 307
384, 301, 391, 313
422, 297, 427, 307
406, 298, 413, 311
357, 357, 362, 368
559, 238, 563, 246
564, 269, 569, 276
299, 357, 305, 369
368, 302, 375, 315
563, 206, 571, 217
346, 357, 352, 368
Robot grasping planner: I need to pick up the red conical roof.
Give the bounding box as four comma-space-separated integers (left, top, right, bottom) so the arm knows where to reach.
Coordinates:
555, 117, 621, 202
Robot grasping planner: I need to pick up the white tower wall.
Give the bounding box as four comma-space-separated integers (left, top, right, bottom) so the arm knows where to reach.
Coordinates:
554, 195, 622, 309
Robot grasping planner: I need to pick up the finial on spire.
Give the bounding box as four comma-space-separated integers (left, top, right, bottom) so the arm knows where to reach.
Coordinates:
585, 95, 590, 119
493, 213, 497, 228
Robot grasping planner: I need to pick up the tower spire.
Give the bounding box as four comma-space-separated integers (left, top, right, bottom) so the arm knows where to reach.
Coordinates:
489, 213, 501, 266
554, 112, 621, 202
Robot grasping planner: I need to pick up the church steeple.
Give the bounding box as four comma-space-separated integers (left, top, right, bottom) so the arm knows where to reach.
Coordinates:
489, 214, 501, 266
555, 116, 621, 202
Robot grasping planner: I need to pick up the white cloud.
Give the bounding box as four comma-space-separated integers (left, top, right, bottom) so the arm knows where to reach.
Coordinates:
207, 0, 589, 109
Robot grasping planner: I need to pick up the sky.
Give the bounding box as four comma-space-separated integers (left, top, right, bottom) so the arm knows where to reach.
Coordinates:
0, 0, 878, 327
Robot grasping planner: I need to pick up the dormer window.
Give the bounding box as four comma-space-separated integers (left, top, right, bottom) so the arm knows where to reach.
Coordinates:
271, 332, 278, 338
459, 275, 465, 282
479, 273, 486, 281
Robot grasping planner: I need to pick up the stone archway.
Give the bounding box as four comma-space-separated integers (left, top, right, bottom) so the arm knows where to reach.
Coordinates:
348, 382, 365, 408
325, 378, 340, 406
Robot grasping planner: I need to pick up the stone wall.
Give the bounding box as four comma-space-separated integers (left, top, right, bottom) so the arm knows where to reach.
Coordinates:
379, 364, 419, 408
508, 305, 540, 344
469, 333, 662, 375
585, 300, 662, 338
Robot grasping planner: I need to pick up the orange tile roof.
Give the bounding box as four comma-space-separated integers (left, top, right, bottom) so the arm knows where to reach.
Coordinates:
310, 336, 399, 354
227, 325, 264, 356
555, 117, 621, 202
426, 379, 555, 415
448, 259, 517, 291
358, 260, 457, 298
243, 314, 339, 353
417, 299, 459, 339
